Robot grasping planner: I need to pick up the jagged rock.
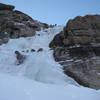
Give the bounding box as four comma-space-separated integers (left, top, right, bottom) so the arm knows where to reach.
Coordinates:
0, 3, 49, 45
15, 51, 26, 65
31, 49, 35, 52
50, 15, 100, 89
37, 48, 43, 52
0, 3, 15, 11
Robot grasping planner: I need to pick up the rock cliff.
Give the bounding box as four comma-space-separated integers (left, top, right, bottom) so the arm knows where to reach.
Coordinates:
0, 3, 49, 45
50, 15, 100, 89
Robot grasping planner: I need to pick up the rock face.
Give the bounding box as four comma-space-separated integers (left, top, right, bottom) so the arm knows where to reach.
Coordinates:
0, 3, 15, 10
0, 3, 49, 45
50, 15, 100, 89
15, 51, 26, 65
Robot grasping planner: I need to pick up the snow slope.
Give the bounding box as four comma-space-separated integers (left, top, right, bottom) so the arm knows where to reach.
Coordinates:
0, 26, 100, 100
0, 73, 100, 100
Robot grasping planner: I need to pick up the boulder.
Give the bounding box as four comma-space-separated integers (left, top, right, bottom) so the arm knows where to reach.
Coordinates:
15, 51, 26, 65
37, 48, 43, 52
31, 49, 35, 52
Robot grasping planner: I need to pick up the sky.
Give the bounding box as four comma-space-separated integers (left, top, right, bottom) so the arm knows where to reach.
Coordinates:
0, 0, 100, 25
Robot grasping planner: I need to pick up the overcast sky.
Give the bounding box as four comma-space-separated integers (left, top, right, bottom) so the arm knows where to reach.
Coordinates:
0, 0, 100, 25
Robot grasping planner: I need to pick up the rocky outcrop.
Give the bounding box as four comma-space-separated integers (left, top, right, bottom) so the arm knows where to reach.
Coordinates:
0, 3, 15, 10
50, 15, 100, 89
50, 15, 100, 47
0, 3, 49, 45
15, 51, 26, 65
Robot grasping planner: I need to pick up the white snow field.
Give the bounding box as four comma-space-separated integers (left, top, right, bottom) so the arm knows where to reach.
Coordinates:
0, 26, 100, 100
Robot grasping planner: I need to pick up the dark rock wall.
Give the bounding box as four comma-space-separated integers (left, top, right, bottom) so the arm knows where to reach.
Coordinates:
50, 15, 100, 89
0, 3, 49, 45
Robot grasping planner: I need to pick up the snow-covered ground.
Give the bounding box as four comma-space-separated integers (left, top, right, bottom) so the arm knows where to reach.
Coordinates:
0, 26, 100, 100
0, 73, 100, 100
